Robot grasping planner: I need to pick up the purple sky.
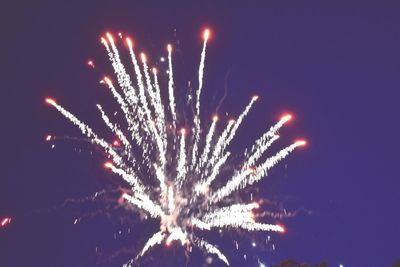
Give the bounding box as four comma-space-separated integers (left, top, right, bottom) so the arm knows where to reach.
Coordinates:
1, 1, 399, 267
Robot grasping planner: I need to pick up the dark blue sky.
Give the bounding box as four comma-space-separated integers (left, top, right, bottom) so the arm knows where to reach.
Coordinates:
1, 1, 400, 267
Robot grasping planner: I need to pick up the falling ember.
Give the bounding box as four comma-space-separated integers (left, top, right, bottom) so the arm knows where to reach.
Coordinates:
45, 29, 306, 266
113, 139, 121, 147
1, 217, 11, 228
87, 60, 95, 68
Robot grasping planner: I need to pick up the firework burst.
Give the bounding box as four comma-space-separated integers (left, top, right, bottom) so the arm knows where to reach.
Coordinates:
45, 28, 306, 266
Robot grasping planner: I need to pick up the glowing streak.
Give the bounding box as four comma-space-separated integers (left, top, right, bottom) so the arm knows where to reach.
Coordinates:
104, 162, 144, 194
104, 34, 138, 107
167, 44, 177, 128
250, 114, 292, 153
97, 104, 132, 159
126, 39, 166, 167
212, 142, 303, 203
245, 135, 280, 167
126, 37, 152, 135
198, 116, 218, 172
211, 96, 257, 167
176, 129, 187, 187
46, 99, 124, 167
141, 53, 158, 118
192, 29, 210, 168
195, 239, 229, 266
139, 231, 165, 256
152, 67, 166, 147
154, 164, 167, 200
1, 217, 11, 227
200, 152, 230, 190
122, 193, 163, 218
207, 119, 235, 174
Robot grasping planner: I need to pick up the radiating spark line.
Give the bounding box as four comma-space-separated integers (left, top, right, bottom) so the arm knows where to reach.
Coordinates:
199, 152, 230, 191
211, 141, 305, 203
45, 98, 124, 167
207, 119, 235, 174
197, 115, 218, 173
245, 114, 292, 166
209, 96, 257, 168
154, 164, 167, 200
167, 44, 177, 129
122, 193, 163, 218
176, 129, 187, 187
139, 231, 165, 257
192, 29, 210, 168
245, 135, 280, 167
194, 238, 229, 266
104, 162, 144, 194
104, 34, 138, 108
152, 67, 167, 148
97, 104, 132, 159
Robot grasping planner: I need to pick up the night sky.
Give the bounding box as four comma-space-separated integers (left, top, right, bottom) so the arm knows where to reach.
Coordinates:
1, 1, 400, 267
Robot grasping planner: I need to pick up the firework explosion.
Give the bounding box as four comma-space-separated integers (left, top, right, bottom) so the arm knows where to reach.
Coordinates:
45, 29, 306, 266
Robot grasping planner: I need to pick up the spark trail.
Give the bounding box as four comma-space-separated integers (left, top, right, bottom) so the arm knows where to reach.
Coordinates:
45, 29, 306, 266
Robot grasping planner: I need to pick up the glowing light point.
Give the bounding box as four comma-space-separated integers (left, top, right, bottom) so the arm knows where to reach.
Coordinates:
106, 32, 114, 42
45, 135, 52, 141
45, 98, 56, 105
212, 115, 219, 122
203, 29, 210, 40
87, 60, 95, 68
281, 113, 292, 124
276, 225, 285, 233
126, 37, 133, 48
118, 32, 122, 38
113, 140, 121, 147
294, 140, 307, 147
252, 95, 259, 101
167, 44, 172, 52
103, 76, 112, 85
180, 128, 186, 135
100, 37, 107, 45
152, 68, 157, 75
141, 53, 147, 63
104, 162, 113, 169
